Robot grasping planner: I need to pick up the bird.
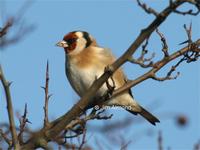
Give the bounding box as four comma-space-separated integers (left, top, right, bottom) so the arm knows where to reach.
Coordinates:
56, 31, 160, 125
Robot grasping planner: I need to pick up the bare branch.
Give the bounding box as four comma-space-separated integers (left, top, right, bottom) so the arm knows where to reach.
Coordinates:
0, 1, 35, 48
128, 55, 155, 68
180, 23, 200, 63
180, 23, 193, 44
156, 29, 169, 57
0, 66, 20, 149
111, 39, 200, 99
151, 57, 185, 81
21, 1, 199, 149
0, 19, 13, 38
172, 0, 200, 16
173, 8, 200, 15
42, 61, 51, 128
0, 129, 12, 146
136, 0, 159, 16
78, 128, 86, 150
152, 71, 180, 81
65, 109, 112, 131
128, 38, 155, 68
18, 103, 31, 144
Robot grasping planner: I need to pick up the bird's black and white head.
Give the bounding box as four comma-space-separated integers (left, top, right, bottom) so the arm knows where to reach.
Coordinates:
56, 31, 95, 55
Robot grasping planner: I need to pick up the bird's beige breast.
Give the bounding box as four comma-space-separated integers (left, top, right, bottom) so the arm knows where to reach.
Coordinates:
66, 46, 127, 98
66, 60, 100, 97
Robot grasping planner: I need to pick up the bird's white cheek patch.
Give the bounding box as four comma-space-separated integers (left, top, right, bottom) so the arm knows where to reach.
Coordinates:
75, 32, 83, 38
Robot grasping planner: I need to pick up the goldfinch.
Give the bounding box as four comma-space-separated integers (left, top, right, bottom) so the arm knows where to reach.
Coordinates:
56, 31, 160, 125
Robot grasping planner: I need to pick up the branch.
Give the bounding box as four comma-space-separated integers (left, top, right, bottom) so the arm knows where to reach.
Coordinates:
156, 29, 169, 57
0, 66, 20, 149
0, 129, 12, 146
136, 0, 159, 16
179, 23, 193, 45
21, 1, 196, 149
55, 110, 111, 148
42, 61, 51, 128
110, 39, 200, 99
128, 38, 155, 68
78, 128, 86, 150
18, 103, 31, 144
65, 109, 112, 131
0, 1, 35, 48
172, 0, 200, 16
151, 57, 182, 81
0, 20, 13, 38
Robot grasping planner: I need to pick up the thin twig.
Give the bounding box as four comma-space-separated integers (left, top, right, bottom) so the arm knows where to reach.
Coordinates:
0, 129, 12, 146
172, 0, 200, 16
0, 65, 20, 149
18, 103, 31, 144
151, 57, 184, 81
156, 28, 169, 57
65, 109, 112, 131
136, 0, 159, 16
183, 23, 192, 44
128, 38, 155, 68
21, 1, 198, 149
42, 61, 51, 128
110, 39, 200, 99
0, 1, 35, 48
0, 20, 13, 38
78, 128, 86, 150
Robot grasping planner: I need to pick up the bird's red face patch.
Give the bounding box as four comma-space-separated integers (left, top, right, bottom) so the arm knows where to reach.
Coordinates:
63, 33, 78, 53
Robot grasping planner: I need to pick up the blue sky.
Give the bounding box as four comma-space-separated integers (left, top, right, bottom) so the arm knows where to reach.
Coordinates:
0, 0, 200, 149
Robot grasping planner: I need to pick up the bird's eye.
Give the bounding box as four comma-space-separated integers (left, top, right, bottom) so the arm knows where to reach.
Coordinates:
67, 38, 77, 44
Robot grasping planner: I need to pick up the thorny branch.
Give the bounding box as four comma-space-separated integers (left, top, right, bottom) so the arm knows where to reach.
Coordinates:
20, 1, 200, 149
42, 61, 51, 128
112, 39, 200, 99
0, 0, 200, 149
56, 109, 112, 148
18, 103, 31, 144
0, 66, 20, 149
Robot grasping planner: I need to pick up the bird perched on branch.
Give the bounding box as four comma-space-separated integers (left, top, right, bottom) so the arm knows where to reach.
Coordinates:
56, 31, 160, 125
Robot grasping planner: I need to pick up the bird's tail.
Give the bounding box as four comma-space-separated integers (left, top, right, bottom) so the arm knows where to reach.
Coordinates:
128, 105, 160, 126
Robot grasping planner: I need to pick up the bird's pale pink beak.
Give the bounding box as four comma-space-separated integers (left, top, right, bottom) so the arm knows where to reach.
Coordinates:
56, 40, 69, 48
